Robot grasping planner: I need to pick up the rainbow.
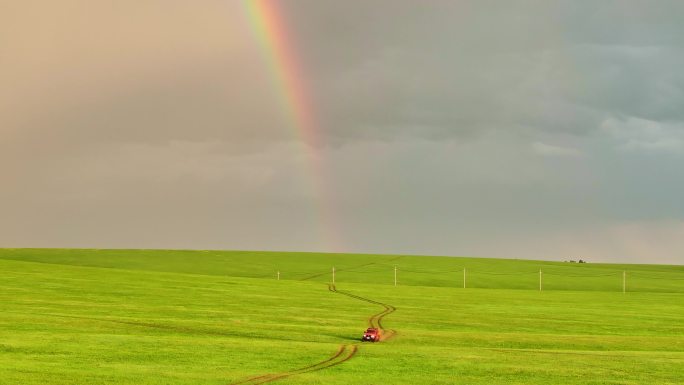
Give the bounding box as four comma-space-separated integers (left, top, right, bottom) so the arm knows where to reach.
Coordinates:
244, 0, 342, 251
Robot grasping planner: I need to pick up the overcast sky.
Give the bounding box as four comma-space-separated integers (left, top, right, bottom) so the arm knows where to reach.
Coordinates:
2, 1, 683, 264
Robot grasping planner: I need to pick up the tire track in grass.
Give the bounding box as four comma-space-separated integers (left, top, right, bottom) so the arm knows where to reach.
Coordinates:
328, 284, 397, 341
298, 263, 376, 281
298, 256, 402, 281
228, 284, 396, 384
4, 311, 244, 338
229, 345, 358, 385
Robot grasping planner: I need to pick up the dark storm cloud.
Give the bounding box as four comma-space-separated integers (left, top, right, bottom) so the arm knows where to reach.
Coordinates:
1, 1, 683, 263
282, 0, 684, 143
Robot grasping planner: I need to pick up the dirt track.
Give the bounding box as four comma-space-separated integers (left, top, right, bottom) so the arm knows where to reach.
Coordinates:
298, 256, 402, 281
328, 284, 397, 341
228, 284, 397, 384
298, 263, 376, 281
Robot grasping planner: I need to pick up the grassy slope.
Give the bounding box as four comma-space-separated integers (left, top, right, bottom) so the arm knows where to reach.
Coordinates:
1, 248, 682, 292
0, 249, 682, 385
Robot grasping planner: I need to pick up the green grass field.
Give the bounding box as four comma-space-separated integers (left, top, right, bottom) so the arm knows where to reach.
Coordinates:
0, 249, 682, 384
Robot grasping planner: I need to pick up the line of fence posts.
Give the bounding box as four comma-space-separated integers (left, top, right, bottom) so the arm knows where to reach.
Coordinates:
274, 266, 636, 294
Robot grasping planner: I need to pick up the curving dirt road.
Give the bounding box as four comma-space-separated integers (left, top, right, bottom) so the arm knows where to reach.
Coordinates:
298, 256, 402, 281
228, 284, 396, 385
228, 344, 358, 385
328, 284, 397, 341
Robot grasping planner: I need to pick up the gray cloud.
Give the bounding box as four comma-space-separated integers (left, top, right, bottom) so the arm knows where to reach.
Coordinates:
282, 1, 684, 144
1, 1, 683, 264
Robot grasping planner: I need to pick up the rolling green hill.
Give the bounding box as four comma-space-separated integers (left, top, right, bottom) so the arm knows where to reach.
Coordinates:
0, 249, 682, 384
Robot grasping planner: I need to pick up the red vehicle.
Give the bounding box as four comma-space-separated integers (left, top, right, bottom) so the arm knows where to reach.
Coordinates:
361, 327, 381, 342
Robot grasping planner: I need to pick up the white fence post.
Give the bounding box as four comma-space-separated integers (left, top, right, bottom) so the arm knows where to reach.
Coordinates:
623, 270, 626, 294
332, 266, 335, 285
539, 269, 542, 292
463, 268, 466, 289
277, 271, 280, 281
394, 266, 397, 287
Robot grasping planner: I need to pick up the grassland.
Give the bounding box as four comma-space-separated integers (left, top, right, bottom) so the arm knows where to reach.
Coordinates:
0, 248, 682, 384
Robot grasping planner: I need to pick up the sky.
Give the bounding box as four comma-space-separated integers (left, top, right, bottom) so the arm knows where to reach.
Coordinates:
1, 1, 683, 264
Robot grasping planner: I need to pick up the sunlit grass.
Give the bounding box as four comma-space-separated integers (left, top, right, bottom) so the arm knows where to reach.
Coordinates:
0, 249, 682, 384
